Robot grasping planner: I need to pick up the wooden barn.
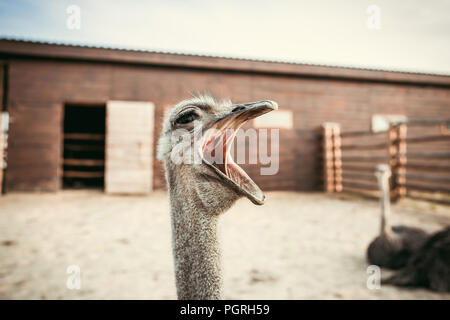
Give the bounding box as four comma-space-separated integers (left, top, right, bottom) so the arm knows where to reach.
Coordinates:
0, 39, 449, 195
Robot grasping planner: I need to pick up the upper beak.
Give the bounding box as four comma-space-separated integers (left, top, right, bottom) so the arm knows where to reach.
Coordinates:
213, 100, 278, 127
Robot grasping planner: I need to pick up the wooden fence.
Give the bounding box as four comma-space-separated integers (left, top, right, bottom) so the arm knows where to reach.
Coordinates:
321, 119, 450, 204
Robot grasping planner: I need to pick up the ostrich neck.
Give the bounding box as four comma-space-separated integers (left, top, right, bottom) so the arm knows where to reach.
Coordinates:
378, 176, 391, 236
168, 184, 222, 300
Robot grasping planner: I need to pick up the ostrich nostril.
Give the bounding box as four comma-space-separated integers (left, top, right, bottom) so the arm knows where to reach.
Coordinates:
232, 106, 246, 113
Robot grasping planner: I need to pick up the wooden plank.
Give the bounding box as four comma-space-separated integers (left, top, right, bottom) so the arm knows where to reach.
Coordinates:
64, 144, 104, 152
341, 156, 387, 163
342, 172, 376, 181
407, 151, 450, 159
341, 142, 387, 150
342, 164, 377, 172
105, 101, 154, 194
402, 173, 450, 184
406, 135, 450, 144
63, 171, 104, 178
341, 131, 386, 138
64, 133, 105, 140
406, 162, 450, 172
63, 159, 105, 166
396, 118, 450, 127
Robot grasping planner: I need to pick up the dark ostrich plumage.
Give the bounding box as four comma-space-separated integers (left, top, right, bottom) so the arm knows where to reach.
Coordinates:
367, 225, 428, 269
383, 227, 450, 292
366, 164, 428, 270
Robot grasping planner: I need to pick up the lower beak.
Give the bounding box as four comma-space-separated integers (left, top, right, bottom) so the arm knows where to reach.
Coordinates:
201, 100, 278, 205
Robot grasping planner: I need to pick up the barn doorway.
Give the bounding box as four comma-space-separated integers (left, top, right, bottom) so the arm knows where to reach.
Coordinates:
62, 104, 106, 189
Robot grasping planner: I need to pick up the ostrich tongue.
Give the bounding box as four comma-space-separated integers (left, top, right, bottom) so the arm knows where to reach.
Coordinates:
200, 100, 278, 205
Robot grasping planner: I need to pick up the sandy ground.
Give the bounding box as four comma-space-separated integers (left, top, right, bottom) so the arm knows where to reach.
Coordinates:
0, 190, 449, 300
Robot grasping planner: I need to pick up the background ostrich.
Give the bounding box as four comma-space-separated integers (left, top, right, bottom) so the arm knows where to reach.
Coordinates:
157, 95, 277, 299
367, 164, 428, 269
383, 227, 450, 292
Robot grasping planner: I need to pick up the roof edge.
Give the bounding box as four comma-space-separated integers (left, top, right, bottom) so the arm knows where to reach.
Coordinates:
1, 38, 450, 86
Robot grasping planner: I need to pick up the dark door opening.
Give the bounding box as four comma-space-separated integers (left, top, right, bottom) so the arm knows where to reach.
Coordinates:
62, 104, 105, 189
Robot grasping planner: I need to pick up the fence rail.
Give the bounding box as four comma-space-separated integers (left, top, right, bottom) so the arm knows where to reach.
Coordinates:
321, 119, 450, 204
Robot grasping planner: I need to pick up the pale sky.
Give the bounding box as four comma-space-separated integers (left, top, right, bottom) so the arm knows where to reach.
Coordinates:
1, 0, 449, 75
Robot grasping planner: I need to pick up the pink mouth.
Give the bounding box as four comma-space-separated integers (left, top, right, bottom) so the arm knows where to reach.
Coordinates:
199, 100, 277, 205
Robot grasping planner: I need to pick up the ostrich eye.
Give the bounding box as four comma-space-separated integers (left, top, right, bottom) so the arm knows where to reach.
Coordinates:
176, 111, 199, 125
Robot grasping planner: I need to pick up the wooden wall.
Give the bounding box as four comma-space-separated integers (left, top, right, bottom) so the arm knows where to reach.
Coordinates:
4, 58, 450, 192
0, 62, 4, 193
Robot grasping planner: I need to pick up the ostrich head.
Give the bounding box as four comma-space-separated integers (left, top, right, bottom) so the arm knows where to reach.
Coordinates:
157, 95, 277, 214
375, 164, 391, 183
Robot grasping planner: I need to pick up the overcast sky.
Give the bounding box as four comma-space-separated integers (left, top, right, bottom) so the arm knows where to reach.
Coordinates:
1, 0, 449, 74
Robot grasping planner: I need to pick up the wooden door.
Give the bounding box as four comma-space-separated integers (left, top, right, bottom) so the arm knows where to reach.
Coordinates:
105, 101, 154, 194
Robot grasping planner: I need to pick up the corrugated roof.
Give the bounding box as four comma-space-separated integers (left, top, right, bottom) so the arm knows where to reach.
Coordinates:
1, 36, 449, 77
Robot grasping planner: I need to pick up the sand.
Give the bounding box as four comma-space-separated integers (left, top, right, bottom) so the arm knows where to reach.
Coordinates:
0, 190, 449, 300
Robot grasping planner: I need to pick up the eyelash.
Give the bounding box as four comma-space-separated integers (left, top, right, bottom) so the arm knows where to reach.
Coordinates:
175, 111, 199, 125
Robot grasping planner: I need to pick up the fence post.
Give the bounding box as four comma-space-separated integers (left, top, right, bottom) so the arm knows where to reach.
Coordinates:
388, 123, 407, 202
322, 122, 341, 193
322, 123, 335, 192
332, 124, 343, 192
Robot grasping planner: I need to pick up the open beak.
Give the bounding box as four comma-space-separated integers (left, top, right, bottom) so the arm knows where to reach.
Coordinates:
200, 100, 278, 205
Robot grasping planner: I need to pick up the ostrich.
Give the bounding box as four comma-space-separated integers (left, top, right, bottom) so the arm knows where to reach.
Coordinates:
366, 164, 428, 269
383, 226, 450, 292
157, 95, 277, 299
